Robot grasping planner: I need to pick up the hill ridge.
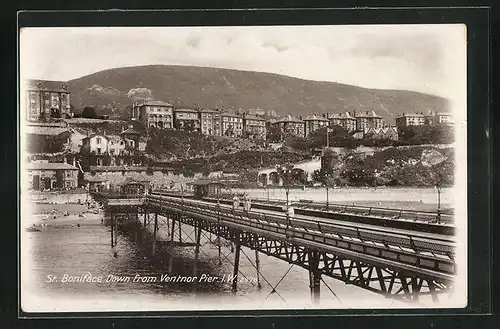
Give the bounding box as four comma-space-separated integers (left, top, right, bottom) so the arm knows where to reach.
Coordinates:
66, 64, 450, 122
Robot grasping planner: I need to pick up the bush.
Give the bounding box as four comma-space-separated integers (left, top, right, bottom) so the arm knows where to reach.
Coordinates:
397, 125, 454, 145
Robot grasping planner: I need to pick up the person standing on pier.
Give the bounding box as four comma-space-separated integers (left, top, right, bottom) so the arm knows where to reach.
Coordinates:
232, 194, 239, 212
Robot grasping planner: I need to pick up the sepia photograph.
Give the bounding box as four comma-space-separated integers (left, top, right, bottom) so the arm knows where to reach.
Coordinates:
19, 24, 467, 312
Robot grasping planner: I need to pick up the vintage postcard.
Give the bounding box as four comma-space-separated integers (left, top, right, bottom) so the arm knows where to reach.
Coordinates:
19, 24, 467, 312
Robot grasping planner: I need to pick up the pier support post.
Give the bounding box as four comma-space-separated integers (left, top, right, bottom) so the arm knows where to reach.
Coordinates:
218, 237, 222, 265
309, 251, 321, 304
232, 231, 241, 293
193, 221, 202, 277
171, 217, 176, 242
110, 213, 114, 247
143, 209, 147, 228
255, 249, 262, 289
114, 214, 118, 246
152, 213, 158, 257
178, 216, 182, 243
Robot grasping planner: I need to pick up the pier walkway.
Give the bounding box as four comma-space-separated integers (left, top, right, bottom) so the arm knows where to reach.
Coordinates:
95, 191, 457, 303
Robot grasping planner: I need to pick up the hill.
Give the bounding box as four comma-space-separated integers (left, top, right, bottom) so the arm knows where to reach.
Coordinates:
67, 65, 450, 123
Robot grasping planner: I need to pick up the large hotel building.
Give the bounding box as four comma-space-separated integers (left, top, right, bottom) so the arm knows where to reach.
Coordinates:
24, 79, 72, 121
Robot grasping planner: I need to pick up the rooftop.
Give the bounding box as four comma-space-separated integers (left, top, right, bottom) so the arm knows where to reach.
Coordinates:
397, 113, 425, 118
121, 127, 141, 135
175, 108, 199, 113
25, 162, 78, 170
275, 115, 304, 124
141, 100, 174, 107
222, 111, 243, 118
304, 114, 330, 122
354, 110, 382, 118
244, 115, 265, 121
26, 79, 70, 93
25, 126, 70, 136
329, 112, 355, 119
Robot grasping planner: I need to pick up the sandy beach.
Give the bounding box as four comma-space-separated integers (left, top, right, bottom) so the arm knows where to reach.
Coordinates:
25, 203, 104, 228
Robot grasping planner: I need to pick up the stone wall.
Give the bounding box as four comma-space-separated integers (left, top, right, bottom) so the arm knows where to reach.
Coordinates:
84, 170, 203, 189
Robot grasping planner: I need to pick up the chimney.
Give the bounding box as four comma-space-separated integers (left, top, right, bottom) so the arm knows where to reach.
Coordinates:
73, 157, 76, 167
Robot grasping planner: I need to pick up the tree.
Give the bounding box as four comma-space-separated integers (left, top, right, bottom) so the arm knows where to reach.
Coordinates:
184, 120, 195, 132
82, 106, 98, 119
284, 135, 310, 151
309, 125, 358, 148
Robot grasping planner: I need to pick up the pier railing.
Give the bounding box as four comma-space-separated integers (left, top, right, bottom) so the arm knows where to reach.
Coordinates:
147, 195, 455, 281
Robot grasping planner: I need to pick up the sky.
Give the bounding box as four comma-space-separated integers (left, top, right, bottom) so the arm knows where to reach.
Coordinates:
20, 25, 466, 101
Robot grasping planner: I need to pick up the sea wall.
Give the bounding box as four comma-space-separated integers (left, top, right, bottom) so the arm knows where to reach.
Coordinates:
85, 170, 203, 189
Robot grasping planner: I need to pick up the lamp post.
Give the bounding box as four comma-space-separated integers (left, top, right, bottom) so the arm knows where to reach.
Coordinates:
278, 164, 293, 235
326, 185, 329, 209
326, 126, 330, 148
436, 184, 442, 224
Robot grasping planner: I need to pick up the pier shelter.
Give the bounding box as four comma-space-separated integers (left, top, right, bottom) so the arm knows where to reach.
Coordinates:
119, 178, 150, 196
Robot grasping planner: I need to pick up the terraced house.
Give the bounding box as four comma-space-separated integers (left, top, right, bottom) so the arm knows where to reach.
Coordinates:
174, 108, 200, 131
395, 113, 426, 128
243, 114, 266, 140
134, 100, 174, 129
221, 111, 244, 137
271, 115, 305, 140
198, 108, 220, 135
81, 131, 144, 167
24, 79, 72, 121
304, 114, 330, 137
329, 112, 357, 132
355, 110, 384, 131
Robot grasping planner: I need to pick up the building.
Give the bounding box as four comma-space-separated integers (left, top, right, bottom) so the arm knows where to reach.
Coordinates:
25, 161, 79, 190
304, 114, 330, 136
434, 112, 454, 125
121, 125, 142, 148
248, 108, 266, 116
271, 115, 306, 139
396, 113, 426, 128
363, 126, 399, 141
136, 101, 174, 129
198, 109, 219, 135
354, 110, 384, 131
329, 112, 357, 132
81, 133, 144, 167
221, 111, 244, 137
174, 108, 201, 131
25, 79, 71, 122
243, 115, 266, 140
82, 133, 109, 155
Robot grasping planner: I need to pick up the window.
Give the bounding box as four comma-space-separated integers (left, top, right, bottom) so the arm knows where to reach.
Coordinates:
65, 171, 72, 177
96, 137, 101, 144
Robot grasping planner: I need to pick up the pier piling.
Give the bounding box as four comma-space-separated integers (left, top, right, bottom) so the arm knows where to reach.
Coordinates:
114, 215, 118, 245
309, 251, 321, 304
152, 213, 158, 257
193, 222, 202, 277
255, 249, 262, 289
110, 213, 114, 247
232, 231, 241, 293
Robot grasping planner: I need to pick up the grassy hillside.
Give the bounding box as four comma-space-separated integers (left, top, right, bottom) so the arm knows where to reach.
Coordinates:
67, 65, 450, 123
